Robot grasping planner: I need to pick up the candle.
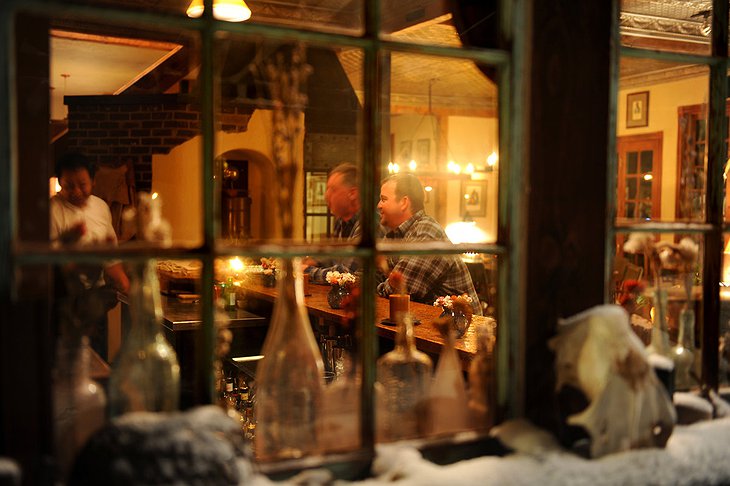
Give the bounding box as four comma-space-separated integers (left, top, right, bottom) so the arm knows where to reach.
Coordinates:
389, 294, 410, 323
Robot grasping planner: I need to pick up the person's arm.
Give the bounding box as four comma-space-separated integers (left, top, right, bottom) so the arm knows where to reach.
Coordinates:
105, 262, 130, 294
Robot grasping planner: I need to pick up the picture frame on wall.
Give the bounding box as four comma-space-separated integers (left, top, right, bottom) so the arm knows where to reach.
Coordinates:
626, 91, 649, 128
460, 180, 487, 217
416, 138, 431, 170
398, 140, 412, 164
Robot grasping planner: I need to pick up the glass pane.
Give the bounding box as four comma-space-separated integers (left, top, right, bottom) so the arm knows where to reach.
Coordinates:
620, 0, 711, 56
214, 36, 363, 245
16, 12, 202, 247
626, 179, 637, 199
374, 251, 498, 442
639, 150, 653, 173
243, 0, 362, 35
380, 51, 498, 246
627, 152, 638, 173
381, 2, 499, 50
612, 233, 704, 392
617, 58, 709, 225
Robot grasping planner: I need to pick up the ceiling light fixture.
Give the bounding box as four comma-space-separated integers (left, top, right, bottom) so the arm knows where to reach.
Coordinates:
186, 0, 252, 22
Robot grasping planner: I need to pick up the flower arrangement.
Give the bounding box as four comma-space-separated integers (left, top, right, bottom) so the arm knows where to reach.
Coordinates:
326, 271, 357, 287
260, 257, 277, 275
433, 293, 473, 310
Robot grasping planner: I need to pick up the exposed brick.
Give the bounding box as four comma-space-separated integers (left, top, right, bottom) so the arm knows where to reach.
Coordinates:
151, 128, 172, 136
163, 137, 188, 146
164, 121, 188, 129
149, 112, 173, 121
151, 146, 170, 154
109, 113, 130, 121
131, 113, 152, 121
88, 130, 109, 138
141, 138, 162, 146
79, 121, 100, 129
131, 146, 150, 155
176, 129, 198, 138
100, 105, 119, 112
80, 138, 99, 146
88, 113, 108, 121
121, 122, 140, 129
99, 122, 118, 129
109, 130, 129, 137
131, 129, 149, 137
113, 146, 130, 154
174, 111, 198, 121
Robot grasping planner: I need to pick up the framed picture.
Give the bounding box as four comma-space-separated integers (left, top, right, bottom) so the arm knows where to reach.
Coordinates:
398, 140, 412, 164
626, 91, 649, 128
416, 138, 431, 170
460, 180, 487, 217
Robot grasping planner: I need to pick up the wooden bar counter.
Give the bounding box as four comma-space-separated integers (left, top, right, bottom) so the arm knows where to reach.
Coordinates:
242, 278, 495, 369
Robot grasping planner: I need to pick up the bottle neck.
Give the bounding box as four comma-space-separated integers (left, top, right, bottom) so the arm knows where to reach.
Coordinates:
394, 315, 415, 353
128, 260, 163, 336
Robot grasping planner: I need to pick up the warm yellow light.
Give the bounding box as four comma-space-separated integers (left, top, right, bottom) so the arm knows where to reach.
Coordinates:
465, 163, 475, 174
643, 173, 653, 181
151, 192, 159, 200
445, 221, 488, 244
229, 257, 244, 273
447, 161, 462, 174
186, 0, 252, 22
408, 160, 417, 171
487, 151, 499, 167
50, 177, 61, 196
388, 162, 400, 174
424, 185, 433, 192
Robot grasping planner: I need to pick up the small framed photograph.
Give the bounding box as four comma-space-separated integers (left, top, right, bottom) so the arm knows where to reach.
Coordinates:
398, 140, 412, 164
460, 180, 487, 217
416, 138, 432, 170
626, 91, 649, 128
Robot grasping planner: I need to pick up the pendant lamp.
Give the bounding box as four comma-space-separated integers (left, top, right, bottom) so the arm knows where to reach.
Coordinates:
186, 0, 252, 22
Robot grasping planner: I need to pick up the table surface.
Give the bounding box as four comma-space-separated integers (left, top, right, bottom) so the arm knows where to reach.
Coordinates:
242, 279, 496, 368
159, 296, 267, 331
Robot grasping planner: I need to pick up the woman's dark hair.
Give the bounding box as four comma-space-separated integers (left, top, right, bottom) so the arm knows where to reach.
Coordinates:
55, 152, 96, 179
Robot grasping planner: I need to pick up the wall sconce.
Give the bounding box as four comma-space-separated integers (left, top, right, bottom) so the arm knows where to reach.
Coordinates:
408, 160, 417, 171
388, 162, 400, 174
186, 0, 252, 22
486, 151, 498, 170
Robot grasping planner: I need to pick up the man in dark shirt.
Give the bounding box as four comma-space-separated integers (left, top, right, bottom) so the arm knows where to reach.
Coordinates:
304, 163, 361, 283
376, 173, 481, 315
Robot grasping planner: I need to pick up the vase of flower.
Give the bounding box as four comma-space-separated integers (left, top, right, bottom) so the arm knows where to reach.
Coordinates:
672, 308, 696, 391
327, 285, 350, 309
325, 271, 357, 310
433, 294, 474, 339
262, 272, 276, 288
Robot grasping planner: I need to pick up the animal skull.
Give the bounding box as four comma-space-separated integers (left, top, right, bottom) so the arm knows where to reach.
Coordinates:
549, 304, 676, 458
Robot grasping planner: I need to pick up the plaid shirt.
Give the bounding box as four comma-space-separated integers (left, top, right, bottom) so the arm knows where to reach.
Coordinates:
377, 210, 482, 315
307, 213, 362, 284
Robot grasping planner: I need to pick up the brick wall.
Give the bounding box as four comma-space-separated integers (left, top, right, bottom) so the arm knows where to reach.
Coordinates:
63, 94, 252, 192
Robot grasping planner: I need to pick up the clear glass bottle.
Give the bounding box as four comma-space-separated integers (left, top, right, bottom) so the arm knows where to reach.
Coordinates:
376, 313, 433, 442
108, 260, 180, 416
646, 286, 671, 357
53, 336, 106, 480
672, 308, 696, 391
429, 327, 469, 436
254, 258, 324, 460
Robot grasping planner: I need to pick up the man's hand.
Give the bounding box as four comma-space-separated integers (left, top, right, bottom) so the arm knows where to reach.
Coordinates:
58, 221, 86, 245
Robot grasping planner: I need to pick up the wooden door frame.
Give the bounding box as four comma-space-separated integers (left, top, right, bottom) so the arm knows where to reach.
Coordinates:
616, 131, 664, 222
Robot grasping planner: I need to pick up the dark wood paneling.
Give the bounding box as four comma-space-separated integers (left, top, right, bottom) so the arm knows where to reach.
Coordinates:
525, 0, 612, 441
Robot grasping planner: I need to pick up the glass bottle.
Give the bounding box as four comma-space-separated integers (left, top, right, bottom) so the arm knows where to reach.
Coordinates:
672, 308, 696, 391
376, 313, 433, 442
254, 258, 324, 460
646, 286, 671, 357
429, 327, 469, 436
108, 260, 180, 416
53, 336, 106, 481
224, 277, 237, 311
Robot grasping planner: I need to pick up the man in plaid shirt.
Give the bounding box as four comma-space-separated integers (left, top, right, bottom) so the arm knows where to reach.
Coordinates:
376, 173, 482, 315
